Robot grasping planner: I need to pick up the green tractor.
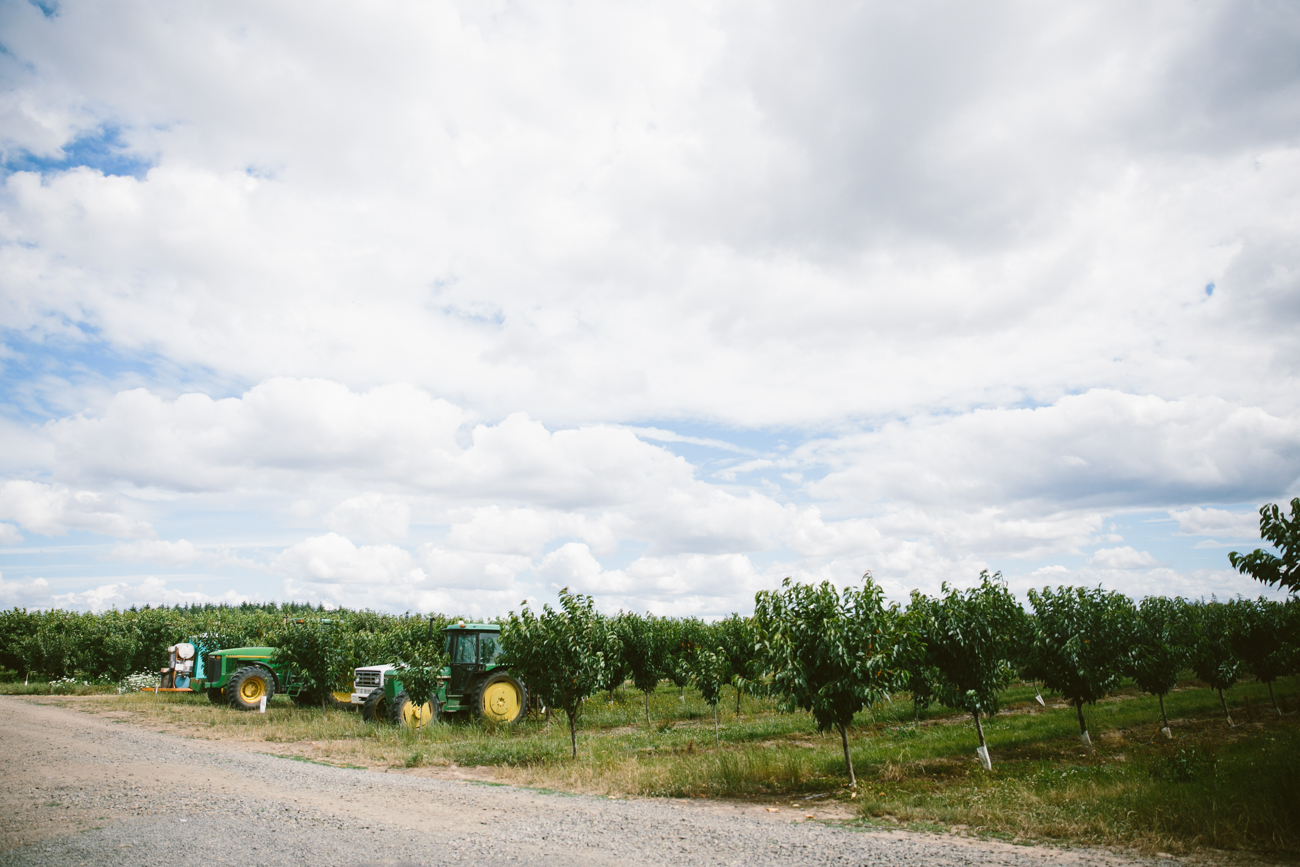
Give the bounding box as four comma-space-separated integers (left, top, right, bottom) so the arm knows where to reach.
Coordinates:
195, 646, 351, 711
356, 622, 527, 729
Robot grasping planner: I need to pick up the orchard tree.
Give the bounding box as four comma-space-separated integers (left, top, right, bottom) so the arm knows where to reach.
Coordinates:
1026, 586, 1136, 752
1229, 499, 1300, 594
713, 614, 764, 714
689, 646, 731, 746
619, 612, 670, 724
1187, 599, 1242, 725
1229, 598, 1292, 716
754, 574, 905, 787
389, 615, 450, 730
918, 572, 1027, 768
900, 592, 938, 721
664, 617, 708, 702
500, 589, 614, 758
599, 613, 631, 699
272, 618, 350, 711
1127, 596, 1192, 734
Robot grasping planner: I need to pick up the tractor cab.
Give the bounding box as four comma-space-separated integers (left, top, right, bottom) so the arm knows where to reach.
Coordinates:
445, 623, 502, 695
437, 621, 525, 722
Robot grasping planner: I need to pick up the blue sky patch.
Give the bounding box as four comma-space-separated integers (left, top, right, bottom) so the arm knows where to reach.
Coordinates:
4, 125, 151, 179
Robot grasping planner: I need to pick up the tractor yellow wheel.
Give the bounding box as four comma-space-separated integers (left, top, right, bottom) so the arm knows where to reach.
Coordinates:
473, 672, 527, 724
241, 678, 266, 702
389, 691, 437, 730
225, 666, 276, 711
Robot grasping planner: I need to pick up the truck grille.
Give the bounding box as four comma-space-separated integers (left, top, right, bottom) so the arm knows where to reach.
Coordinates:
354, 669, 383, 688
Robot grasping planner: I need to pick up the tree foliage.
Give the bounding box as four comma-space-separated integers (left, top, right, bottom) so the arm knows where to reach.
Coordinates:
1127, 595, 1191, 731
754, 574, 906, 787
499, 589, 614, 758
1026, 585, 1136, 748
617, 612, 672, 723
914, 571, 1026, 762
1229, 498, 1300, 594
1228, 598, 1293, 715
271, 618, 350, 710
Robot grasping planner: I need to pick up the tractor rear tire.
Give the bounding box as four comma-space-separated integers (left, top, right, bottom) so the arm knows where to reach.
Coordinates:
473, 671, 527, 724
206, 687, 224, 705
226, 666, 275, 711
361, 689, 389, 723
390, 690, 438, 730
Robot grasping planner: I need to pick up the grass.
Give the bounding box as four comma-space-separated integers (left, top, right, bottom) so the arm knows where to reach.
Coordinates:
20, 674, 1300, 855
0, 681, 117, 696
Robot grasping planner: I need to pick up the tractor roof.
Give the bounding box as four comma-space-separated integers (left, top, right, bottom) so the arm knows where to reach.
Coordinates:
444, 622, 498, 632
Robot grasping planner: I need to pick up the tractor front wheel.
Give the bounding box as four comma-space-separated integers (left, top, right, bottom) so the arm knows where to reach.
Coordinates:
473, 671, 527, 724
226, 666, 275, 711
207, 687, 224, 705
390, 690, 438, 730
361, 689, 389, 723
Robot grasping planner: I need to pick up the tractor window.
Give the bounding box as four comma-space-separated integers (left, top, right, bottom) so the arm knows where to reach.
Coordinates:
478, 633, 501, 663
451, 633, 477, 664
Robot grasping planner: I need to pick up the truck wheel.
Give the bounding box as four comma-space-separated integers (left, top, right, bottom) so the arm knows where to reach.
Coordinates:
390, 690, 438, 730
206, 687, 224, 705
226, 666, 275, 711
361, 689, 389, 723
473, 671, 527, 724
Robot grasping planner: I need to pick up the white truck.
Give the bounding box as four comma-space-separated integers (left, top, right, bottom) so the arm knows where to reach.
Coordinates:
351, 663, 398, 721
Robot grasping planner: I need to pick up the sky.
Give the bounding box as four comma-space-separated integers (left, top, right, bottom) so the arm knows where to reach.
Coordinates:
0, 0, 1297, 617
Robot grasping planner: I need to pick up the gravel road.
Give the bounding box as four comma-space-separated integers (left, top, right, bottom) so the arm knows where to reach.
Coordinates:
0, 696, 1170, 867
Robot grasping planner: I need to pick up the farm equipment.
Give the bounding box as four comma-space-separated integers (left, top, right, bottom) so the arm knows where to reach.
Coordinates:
148, 639, 350, 711
196, 646, 353, 710
358, 621, 528, 729
156, 642, 198, 691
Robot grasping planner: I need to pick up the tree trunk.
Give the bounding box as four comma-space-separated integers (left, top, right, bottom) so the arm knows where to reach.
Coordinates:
568, 709, 578, 759
973, 711, 991, 770
736, 685, 742, 715
1075, 699, 1093, 753
713, 703, 719, 747
1268, 681, 1280, 716
644, 690, 651, 725
837, 722, 856, 788
1218, 688, 1234, 726
680, 685, 685, 702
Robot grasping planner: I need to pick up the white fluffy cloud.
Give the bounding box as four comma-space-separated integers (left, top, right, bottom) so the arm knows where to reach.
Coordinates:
1, 2, 1298, 612
1169, 506, 1262, 539
0, 480, 154, 539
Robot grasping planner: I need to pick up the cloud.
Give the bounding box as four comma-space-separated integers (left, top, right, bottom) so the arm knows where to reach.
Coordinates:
0, 480, 155, 539
48, 576, 248, 613
271, 532, 531, 615
325, 493, 410, 544
108, 538, 202, 567
1, 3, 1299, 614
1169, 506, 1262, 539
804, 391, 1300, 510
1089, 546, 1160, 570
